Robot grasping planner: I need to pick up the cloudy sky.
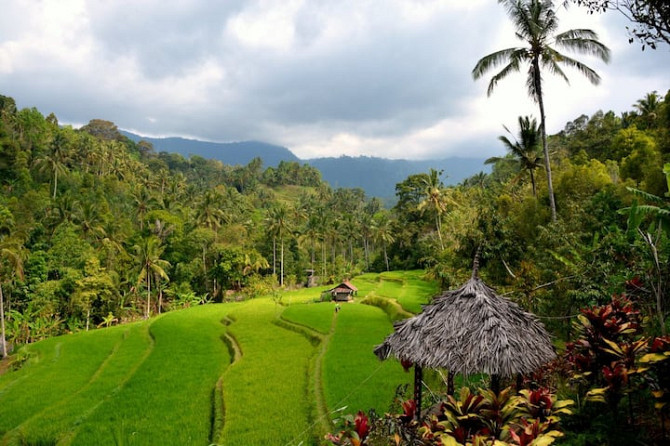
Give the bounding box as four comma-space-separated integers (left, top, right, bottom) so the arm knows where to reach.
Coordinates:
1, 0, 668, 160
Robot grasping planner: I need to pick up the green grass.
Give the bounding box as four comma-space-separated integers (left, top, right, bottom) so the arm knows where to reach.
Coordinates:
280, 285, 331, 305
0, 325, 129, 436
69, 305, 233, 445
0, 270, 438, 445
219, 298, 318, 445
323, 303, 411, 416
395, 270, 440, 313
6, 322, 153, 444
350, 274, 381, 296
282, 302, 335, 334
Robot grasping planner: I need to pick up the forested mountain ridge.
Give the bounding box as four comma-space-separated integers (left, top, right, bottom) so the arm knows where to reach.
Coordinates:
121, 131, 300, 167
307, 155, 487, 200
121, 130, 487, 200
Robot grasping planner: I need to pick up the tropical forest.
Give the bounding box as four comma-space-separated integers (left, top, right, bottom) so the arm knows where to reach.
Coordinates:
1, 1, 670, 445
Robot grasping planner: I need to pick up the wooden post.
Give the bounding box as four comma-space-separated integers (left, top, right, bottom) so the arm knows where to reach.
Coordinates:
516, 373, 523, 392
491, 374, 500, 395
414, 365, 423, 422
447, 370, 454, 396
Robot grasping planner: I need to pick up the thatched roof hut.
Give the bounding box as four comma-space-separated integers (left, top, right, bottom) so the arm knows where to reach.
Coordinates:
374, 272, 556, 378
329, 281, 358, 302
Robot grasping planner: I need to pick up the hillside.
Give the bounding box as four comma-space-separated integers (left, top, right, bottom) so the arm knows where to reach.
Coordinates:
121, 131, 300, 167
0, 272, 438, 445
306, 155, 488, 198
122, 130, 487, 199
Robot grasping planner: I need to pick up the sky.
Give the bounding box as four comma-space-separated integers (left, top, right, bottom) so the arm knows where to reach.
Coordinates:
0, 0, 668, 160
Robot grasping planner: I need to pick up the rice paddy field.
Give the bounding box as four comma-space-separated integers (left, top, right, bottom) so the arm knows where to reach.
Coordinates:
0, 270, 439, 445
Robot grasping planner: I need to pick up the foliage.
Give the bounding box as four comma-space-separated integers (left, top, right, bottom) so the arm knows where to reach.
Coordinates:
327, 386, 573, 446
567, 0, 670, 49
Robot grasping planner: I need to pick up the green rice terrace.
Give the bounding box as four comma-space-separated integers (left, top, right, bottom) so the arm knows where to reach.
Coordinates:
0, 271, 439, 445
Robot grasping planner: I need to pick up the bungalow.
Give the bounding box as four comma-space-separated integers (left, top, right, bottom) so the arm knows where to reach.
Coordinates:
329, 281, 358, 302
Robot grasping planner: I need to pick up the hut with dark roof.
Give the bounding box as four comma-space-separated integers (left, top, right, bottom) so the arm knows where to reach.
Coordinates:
374, 259, 556, 419
329, 281, 358, 302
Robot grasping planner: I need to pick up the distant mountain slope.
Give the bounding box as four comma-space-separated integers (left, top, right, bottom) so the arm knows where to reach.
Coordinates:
122, 131, 487, 199
121, 131, 300, 167
305, 156, 488, 198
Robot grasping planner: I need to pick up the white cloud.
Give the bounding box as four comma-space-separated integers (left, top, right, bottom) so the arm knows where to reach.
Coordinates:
0, 0, 668, 160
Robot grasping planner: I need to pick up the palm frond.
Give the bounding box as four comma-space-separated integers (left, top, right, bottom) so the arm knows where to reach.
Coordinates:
472, 48, 522, 80
551, 52, 601, 85
487, 56, 525, 96
619, 205, 670, 222
626, 187, 666, 203
554, 30, 611, 63
498, 135, 516, 152
540, 54, 570, 84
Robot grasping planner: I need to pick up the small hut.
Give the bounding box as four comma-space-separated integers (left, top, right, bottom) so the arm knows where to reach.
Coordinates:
374, 261, 555, 418
305, 269, 318, 288
329, 281, 358, 302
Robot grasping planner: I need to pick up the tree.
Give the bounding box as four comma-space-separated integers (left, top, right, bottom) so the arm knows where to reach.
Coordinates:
34, 132, 70, 199
373, 213, 395, 271
73, 256, 118, 331
195, 190, 226, 234
622, 163, 670, 335
473, 0, 610, 222
134, 236, 170, 319
0, 207, 24, 358
265, 205, 292, 287
567, 0, 670, 49
418, 169, 448, 250
633, 90, 662, 129
486, 116, 543, 197
79, 119, 124, 141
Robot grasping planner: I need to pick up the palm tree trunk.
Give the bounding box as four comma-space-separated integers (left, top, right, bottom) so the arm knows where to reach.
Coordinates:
53, 169, 58, 199
530, 169, 537, 198
364, 238, 369, 270
384, 242, 390, 272
436, 214, 444, 250
311, 238, 315, 271
0, 284, 7, 359
322, 242, 326, 279
280, 236, 284, 287
534, 61, 557, 222
272, 236, 277, 277
146, 272, 151, 319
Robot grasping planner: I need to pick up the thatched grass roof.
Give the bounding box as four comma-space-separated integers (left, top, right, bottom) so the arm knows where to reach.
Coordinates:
374, 275, 556, 378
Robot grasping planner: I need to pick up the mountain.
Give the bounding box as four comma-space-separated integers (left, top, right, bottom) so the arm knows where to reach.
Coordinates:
122, 131, 487, 199
305, 156, 487, 199
121, 131, 300, 167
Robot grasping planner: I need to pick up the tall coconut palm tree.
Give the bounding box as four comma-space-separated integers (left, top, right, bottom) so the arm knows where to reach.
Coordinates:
418, 169, 447, 250
134, 236, 170, 319
265, 205, 291, 287
486, 116, 543, 197
373, 213, 395, 272
0, 217, 24, 358
633, 90, 661, 129
34, 132, 70, 199
473, 0, 610, 221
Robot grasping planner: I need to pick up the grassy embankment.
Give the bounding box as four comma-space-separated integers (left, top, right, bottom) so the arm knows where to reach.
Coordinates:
0, 271, 439, 445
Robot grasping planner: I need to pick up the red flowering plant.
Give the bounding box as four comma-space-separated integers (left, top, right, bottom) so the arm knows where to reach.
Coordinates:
639, 335, 670, 415
565, 294, 643, 387
325, 411, 371, 446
